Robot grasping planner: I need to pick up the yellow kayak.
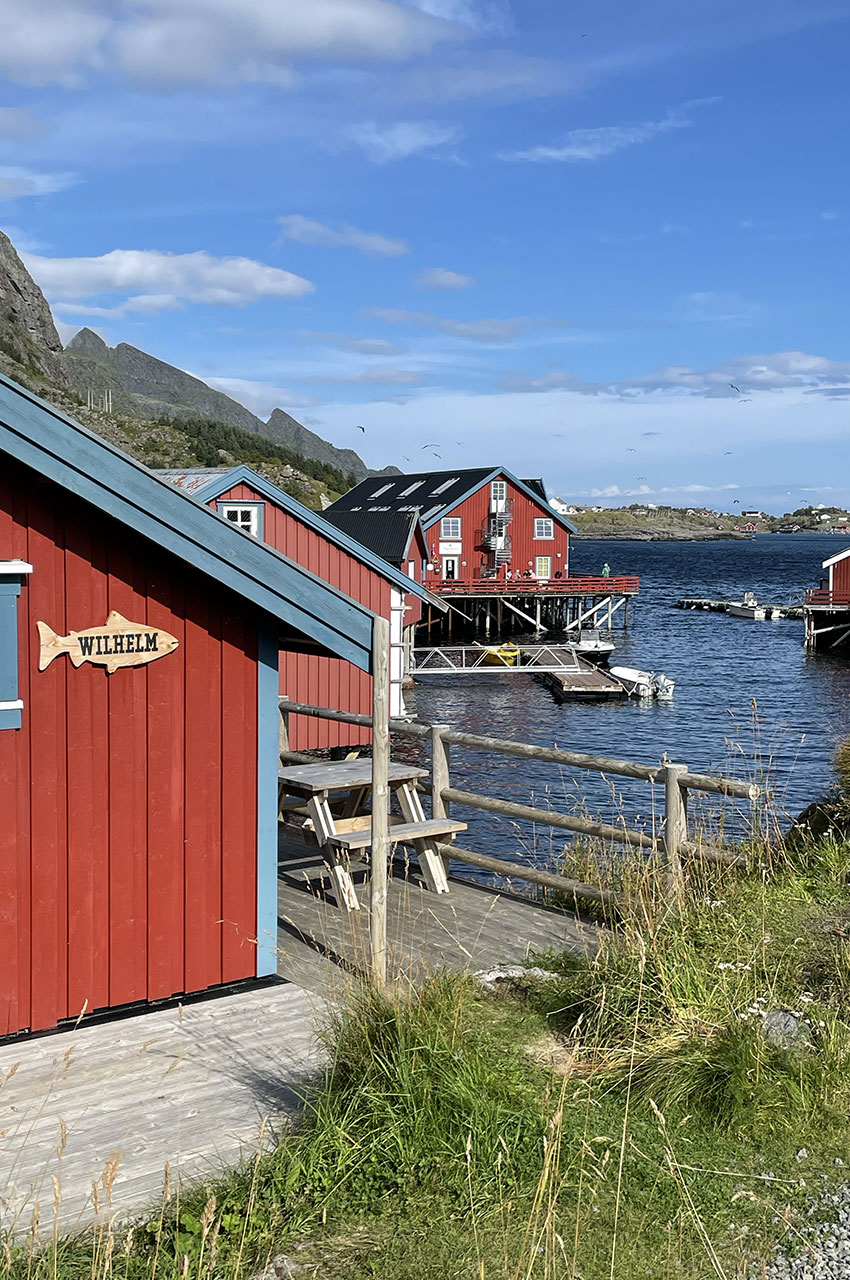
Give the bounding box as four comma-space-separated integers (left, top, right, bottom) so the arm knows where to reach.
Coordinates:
474, 641, 521, 667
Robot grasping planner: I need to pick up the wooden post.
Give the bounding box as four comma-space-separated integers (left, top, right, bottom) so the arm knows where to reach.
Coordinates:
431, 724, 451, 819
370, 616, 391, 989
663, 762, 688, 901
278, 698, 290, 757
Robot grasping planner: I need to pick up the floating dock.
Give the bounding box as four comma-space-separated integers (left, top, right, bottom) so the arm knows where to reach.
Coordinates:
676, 597, 802, 620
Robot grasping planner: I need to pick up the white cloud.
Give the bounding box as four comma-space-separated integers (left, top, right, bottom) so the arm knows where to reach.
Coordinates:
0, 0, 461, 87
319, 368, 427, 385
348, 120, 460, 163
303, 333, 407, 355
502, 97, 720, 163
277, 214, 407, 256
416, 266, 475, 289
0, 167, 77, 201
203, 375, 316, 417
504, 350, 850, 398
370, 307, 544, 343
0, 107, 48, 139
821, 209, 841, 222
24, 247, 314, 310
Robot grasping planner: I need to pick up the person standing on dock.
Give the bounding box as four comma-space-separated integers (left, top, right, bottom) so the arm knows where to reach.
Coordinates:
602, 562, 611, 578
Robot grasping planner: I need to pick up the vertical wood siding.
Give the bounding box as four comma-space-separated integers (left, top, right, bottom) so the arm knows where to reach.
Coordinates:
213, 482, 391, 750
421, 475, 569, 586
832, 555, 850, 598
0, 458, 259, 1037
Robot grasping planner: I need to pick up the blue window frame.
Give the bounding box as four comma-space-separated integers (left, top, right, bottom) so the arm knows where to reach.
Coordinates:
0, 561, 32, 730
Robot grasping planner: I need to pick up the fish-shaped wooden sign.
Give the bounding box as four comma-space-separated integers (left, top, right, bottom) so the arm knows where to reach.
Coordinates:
37, 611, 179, 675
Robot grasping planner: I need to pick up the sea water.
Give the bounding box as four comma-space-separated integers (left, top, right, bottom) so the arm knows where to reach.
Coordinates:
399, 534, 850, 864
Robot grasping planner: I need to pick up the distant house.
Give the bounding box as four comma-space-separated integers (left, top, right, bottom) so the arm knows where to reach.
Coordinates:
157, 465, 427, 749
326, 467, 576, 587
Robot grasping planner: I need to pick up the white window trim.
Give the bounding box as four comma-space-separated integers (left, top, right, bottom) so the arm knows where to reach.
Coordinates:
440, 517, 462, 539
533, 518, 555, 540
218, 502, 263, 538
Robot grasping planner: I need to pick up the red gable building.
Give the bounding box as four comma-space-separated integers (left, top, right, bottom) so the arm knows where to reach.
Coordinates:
156, 466, 429, 750
326, 467, 576, 589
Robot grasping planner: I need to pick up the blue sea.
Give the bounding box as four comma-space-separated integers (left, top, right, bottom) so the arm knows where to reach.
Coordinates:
398, 534, 850, 861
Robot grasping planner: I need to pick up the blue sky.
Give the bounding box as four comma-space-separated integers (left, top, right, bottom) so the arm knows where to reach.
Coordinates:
1, 0, 849, 512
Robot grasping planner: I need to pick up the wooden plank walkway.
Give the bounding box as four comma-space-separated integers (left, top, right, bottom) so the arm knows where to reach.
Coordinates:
0, 837, 596, 1236
275, 833, 598, 995
0, 983, 326, 1235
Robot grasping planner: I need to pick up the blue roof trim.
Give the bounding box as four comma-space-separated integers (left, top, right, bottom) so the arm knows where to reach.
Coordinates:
0, 373, 376, 673
189, 464, 428, 601
419, 466, 578, 536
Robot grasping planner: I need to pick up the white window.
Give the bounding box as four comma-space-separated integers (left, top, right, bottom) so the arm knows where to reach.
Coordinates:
371, 483, 393, 498
440, 517, 461, 539
535, 556, 552, 579
432, 477, 459, 496
399, 480, 425, 498
220, 504, 261, 538
491, 480, 507, 504
534, 517, 554, 540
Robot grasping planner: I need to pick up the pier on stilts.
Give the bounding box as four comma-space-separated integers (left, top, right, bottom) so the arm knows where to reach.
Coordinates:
419, 575, 640, 641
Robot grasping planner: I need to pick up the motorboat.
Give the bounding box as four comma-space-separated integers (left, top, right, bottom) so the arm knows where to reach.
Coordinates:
609, 665, 675, 700
728, 591, 767, 620
571, 628, 616, 665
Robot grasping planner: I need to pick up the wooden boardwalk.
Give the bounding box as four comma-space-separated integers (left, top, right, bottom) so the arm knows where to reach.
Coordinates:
0, 837, 596, 1236
275, 833, 598, 995
0, 983, 326, 1235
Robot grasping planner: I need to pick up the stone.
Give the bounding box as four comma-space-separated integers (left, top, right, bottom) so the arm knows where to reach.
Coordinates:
760, 1009, 812, 1051
0, 230, 67, 385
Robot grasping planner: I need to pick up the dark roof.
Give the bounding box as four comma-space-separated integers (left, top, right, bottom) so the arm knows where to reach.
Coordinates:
326, 466, 576, 535
153, 464, 427, 601
322, 508, 420, 566
0, 372, 377, 672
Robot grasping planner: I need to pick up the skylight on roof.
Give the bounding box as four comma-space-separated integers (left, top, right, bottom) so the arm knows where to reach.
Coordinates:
421, 505, 442, 520
399, 480, 425, 498
370, 483, 393, 498
431, 477, 459, 496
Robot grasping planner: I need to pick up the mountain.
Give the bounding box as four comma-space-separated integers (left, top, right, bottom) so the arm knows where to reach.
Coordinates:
0, 229, 398, 500
0, 230, 67, 386
66, 327, 281, 435
266, 409, 400, 482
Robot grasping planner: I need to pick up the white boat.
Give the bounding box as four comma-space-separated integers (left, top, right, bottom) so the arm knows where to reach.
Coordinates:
609, 665, 675, 700
728, 591, 767, 620
572, 628, 615, 665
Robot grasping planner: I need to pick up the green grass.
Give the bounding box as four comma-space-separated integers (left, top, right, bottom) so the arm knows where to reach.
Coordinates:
5, 840, 850, 1280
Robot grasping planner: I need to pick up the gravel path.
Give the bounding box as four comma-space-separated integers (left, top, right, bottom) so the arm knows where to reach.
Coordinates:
761, 1186, 850, 1279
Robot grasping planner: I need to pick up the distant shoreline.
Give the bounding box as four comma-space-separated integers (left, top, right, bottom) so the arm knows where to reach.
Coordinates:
571, 529, 751, 542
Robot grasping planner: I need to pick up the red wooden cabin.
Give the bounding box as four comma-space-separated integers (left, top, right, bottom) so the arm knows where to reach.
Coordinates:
0, 374, 384, 1038
326, 467, 575, 590
156, 466, 427, 751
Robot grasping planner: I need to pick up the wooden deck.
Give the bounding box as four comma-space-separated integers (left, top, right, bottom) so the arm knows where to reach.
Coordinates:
0, 837, 597, 1236
0, 983, 326, 1234
275, 832, 598, 995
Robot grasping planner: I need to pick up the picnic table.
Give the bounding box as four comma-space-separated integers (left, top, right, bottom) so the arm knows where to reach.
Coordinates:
278, 759, 467, 911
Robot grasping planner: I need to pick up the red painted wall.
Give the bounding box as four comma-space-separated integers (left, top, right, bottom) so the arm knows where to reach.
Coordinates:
832, 554, 850, 599
213, 482, 391, 750
0, 458, 259, 1037
422, 475, 569, 585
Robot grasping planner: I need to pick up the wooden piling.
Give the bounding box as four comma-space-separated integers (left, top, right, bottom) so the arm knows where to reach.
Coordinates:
370, 616, 391, 988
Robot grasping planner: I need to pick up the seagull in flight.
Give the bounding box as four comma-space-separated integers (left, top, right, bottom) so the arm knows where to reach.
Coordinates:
724, 451, 733, 455
641, 431, 660, 438
356, 424, 365, 433
626, 447, 637, 453
729, 383, 741, 393
421, 443, 439, 449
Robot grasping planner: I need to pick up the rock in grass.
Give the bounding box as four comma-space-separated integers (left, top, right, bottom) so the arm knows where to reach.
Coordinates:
760, 1009, 812, 1050
475, 965, 561, 992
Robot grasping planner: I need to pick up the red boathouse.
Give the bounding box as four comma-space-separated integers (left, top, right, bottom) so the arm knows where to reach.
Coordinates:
154, 465, 429, 751
0, 373, 388, 1038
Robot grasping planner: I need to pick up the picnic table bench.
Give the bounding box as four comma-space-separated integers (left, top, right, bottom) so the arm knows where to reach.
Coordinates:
278, 759, 467, 911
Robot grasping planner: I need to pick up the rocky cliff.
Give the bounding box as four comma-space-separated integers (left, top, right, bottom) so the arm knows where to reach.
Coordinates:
266, 408, 399, 482
0, 230, 67, 386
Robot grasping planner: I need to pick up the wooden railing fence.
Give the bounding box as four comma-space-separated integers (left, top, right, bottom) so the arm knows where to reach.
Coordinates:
279, 697, 760, 939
